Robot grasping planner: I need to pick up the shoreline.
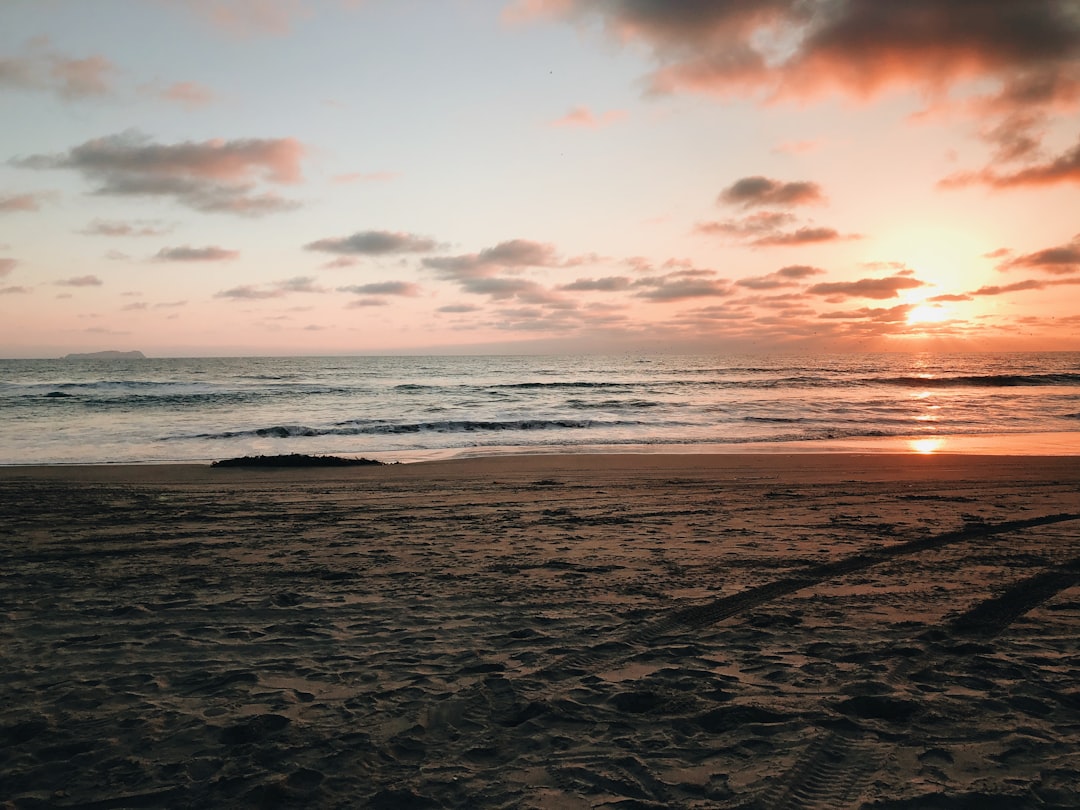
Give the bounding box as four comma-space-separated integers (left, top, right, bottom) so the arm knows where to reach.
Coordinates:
1, 429, 1078, 468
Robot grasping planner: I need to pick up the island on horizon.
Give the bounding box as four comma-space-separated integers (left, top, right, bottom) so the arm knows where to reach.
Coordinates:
61, 350, 147, 360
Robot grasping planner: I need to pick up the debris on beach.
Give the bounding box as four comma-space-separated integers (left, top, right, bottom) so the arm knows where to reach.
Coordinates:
211, 453, 384, 468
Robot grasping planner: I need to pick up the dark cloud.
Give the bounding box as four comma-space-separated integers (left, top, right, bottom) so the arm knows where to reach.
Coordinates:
215, 276, 327, 300
751, 227, 853, 247
736, 265, 825, 290
719, 176, 826, 208
154, 245, 238, 262
558, 276, 633, 292
970, 279, 1049, 295
423, 239, 559, 280
697, 213, 857, 247
12, 131, 305, 216
0, 285, 30, 295
437, 303, 482, 313
55, 275, 103, 287
997, 236, 1080, 274
525, 0, 1080, 172
634, 270, 732, 302
807, 275, 927, 300
215, 285, 280, 300
276, 276, 326, 293
305, 230, 439, 255
527, 1, 1080, 100
818, 304, 913, 323
81, 219, 171, 237
338, 281, 421, 297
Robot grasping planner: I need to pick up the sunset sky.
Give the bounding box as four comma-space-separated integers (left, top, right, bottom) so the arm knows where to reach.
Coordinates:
2, 0, 1079, 357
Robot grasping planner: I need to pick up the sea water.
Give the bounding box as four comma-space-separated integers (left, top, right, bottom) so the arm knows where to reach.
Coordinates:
1, 353, 1078, 464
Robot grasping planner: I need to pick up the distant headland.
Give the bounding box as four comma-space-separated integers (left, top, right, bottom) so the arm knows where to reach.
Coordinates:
61, 350, 146, 360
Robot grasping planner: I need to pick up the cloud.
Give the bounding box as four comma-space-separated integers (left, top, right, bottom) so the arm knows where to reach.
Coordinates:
941, 136, 1080, 188
565, 0, 1080, 102
0, 258, 16, 278
13, 131, 306, 216
969, 277, 1080, 295
997, 235, 1080, 274
56, 275, 103, 287
80, 219, 172, 237
697, 213, 856, 247
276, 276, 326, 293
154, 245, 239, 262
0, 191, 55, 213
719, 176, 826, 208
164, 0, 313, 36
634, 269, 732, 302
819, 304, 913, 323
332, 171, 400, 184
696, 211, 796, 238
161, 81, 215, 107
423, 239, 560, 280
215, 285, 280, 300
736, 265, 826, 289
338, 281, 421, 297
215, 275, 327, 300
928, 293, 973, 302
752, 227, 853, 247
558, 276, 633, 292
437, 303, 482, 313
807, 274, 927, 300
550, 105, 627, 128
0, 44, 116, 99
0, 285, 30, 295
305, 230, 439, 255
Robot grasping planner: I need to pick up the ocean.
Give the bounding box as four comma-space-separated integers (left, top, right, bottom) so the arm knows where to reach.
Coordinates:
1, 353, 1079, 465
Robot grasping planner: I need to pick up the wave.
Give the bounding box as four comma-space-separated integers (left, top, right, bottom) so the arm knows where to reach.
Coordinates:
877, 373, 1080, 388
172, 418, 648, 441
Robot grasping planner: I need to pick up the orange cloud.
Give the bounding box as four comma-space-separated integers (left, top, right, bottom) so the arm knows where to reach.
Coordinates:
997, 236, 1080, 274
807, 275, 927, 300
940, 136, 1080, 188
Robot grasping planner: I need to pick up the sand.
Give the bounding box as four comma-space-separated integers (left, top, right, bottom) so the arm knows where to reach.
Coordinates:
1, 453, 1079, 809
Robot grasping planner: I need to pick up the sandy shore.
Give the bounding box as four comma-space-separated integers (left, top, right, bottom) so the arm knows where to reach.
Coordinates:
2, 454, 1079, 809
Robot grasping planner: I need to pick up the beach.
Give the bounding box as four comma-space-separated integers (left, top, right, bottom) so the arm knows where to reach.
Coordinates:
2, 454, 1079, 809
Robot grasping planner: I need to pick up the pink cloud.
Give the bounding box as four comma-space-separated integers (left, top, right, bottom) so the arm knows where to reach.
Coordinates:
0, 192, 55, 213
550, 105, 627, 128
161, 81, 216, 108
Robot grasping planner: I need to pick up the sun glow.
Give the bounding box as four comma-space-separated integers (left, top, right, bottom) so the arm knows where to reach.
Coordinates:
906, 302, 952, 325
909, 438, 945, 454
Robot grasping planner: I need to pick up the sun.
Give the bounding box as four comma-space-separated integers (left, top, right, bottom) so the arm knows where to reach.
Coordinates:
906, 302, 951, 325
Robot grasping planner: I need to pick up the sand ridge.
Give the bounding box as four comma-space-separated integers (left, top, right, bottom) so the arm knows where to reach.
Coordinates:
1, 454, 1079, 808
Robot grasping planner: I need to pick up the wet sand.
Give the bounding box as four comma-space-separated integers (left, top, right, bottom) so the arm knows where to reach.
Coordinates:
2, 454, 1079, 809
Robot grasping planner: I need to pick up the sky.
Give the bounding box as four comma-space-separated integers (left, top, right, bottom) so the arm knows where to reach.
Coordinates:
1, 0, 1080, 357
